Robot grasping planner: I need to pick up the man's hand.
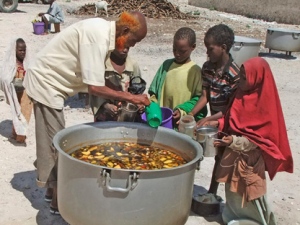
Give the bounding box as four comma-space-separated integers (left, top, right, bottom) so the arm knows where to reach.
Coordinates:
131, 94, 150, 106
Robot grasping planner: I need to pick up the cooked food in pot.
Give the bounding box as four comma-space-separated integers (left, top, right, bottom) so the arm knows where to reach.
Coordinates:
71, 142, 187, 170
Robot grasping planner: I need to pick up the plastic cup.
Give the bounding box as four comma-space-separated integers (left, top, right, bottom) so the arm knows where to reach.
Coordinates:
145, 102, 162, 128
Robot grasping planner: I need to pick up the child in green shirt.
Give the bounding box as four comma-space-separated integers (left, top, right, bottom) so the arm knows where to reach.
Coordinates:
148, 27, 207, 126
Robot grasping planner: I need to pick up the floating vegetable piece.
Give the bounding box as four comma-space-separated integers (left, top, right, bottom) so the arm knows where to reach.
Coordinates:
88, 146, 98, 152
81, 151, 91, 156
164, 160, 173, 164
94, 155, 105, 159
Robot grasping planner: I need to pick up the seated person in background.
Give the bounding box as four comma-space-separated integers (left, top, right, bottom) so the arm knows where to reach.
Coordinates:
148, 27, 207, 126
90, 49, 143, 122
0, 38, 33, 144
39, 0, 64, 35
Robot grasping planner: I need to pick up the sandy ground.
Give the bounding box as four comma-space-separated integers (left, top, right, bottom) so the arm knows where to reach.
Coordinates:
0, 1, 300, 225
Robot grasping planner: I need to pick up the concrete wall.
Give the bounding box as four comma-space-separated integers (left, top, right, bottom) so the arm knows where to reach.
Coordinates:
189, 0, 300, 25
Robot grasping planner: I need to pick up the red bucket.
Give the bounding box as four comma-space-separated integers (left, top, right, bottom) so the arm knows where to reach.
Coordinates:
33, 22, 45, 35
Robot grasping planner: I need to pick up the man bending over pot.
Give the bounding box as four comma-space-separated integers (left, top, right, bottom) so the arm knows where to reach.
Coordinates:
23, 11, 149, 215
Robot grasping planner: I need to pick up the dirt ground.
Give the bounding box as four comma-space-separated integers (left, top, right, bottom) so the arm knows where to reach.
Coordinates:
0, 1, 300, 225
188, 0, 300, 25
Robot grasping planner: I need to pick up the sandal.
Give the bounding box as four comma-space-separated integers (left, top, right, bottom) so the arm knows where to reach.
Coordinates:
41, 32, 49, 35
44, 195, 52, 202
50, 206, 60, 215
45, 188, 53, 202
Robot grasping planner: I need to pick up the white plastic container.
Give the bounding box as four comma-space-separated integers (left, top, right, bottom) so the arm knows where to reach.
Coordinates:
178, 115, 196, 139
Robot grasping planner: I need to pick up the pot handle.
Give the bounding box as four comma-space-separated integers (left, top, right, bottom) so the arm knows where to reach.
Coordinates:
232, 43, 243, 51
196, 157, 203, 171
217, 131, 229, 137
293, 33, 300, 39
196, 134, 207, 143
100, 170, 139, 193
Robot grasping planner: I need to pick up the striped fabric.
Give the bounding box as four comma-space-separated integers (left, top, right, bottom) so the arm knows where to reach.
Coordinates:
202, 56, 240, 115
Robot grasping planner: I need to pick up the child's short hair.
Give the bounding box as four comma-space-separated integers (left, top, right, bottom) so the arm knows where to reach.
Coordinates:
174, 27, 196, 46
205, 24, 234, 52
16, 38, 25, 45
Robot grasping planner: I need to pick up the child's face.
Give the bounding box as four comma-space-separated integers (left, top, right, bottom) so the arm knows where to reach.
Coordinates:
238, 66, 249, 91
204, 36, 226, 64
16, 42, 26, 62
112, 48, 128, 60
173, 38, 195, 64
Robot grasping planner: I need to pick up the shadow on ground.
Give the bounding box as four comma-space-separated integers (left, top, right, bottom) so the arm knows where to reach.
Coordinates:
10, 9, 27, 13
191, 184, 224, 224
0, 119, 27, 146
0, 119, 12, 139
10, 172, 223, 225
259, 52, 298, 60
11, 170, 69, 225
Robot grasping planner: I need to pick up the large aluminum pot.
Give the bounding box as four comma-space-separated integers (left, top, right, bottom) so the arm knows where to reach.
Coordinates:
230, 35, 262, 67
53, 122, 203, 225
265, 28, 300, 54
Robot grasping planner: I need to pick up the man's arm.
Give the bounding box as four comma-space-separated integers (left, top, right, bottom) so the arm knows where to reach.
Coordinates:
88, 85, 150, 106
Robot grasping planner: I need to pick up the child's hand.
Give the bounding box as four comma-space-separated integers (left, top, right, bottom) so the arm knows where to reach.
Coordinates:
137, 104, 146, 114
196, 118, 208, 127
213, 136, 233, 147
173, 110, 181, 122
104, 103, 118, 117
197, 119, 218, 128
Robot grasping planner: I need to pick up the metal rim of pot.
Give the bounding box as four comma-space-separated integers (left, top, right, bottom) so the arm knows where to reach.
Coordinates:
53, 122, 204, 173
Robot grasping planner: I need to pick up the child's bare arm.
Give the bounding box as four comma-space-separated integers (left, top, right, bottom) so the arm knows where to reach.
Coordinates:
189, 89, 208, 116
196, 111, 223, 127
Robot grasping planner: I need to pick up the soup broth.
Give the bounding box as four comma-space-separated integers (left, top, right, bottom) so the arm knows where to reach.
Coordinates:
71, 142, 187, 170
